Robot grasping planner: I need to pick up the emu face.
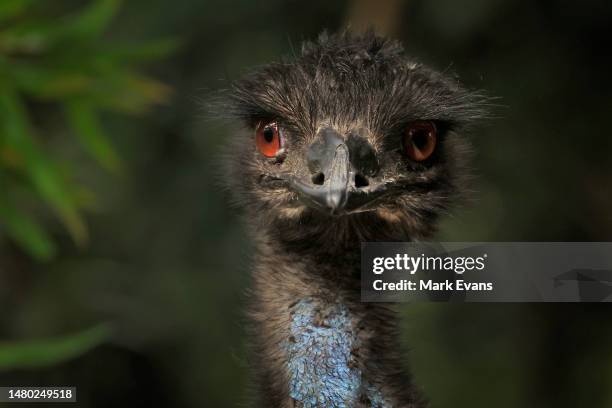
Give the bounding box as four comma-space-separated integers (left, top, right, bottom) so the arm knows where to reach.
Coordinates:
226, 33, 486, 242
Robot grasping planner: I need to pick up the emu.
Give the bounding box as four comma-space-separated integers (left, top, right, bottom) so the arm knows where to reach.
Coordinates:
223, 32, 486, 407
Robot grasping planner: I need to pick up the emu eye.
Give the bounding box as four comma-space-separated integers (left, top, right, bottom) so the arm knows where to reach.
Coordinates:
255, 122, 281, 158
402, 121, 437, 162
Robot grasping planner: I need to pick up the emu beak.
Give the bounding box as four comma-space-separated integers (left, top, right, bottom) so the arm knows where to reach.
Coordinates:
292, 143, 350, 214
290, 127, 386, 215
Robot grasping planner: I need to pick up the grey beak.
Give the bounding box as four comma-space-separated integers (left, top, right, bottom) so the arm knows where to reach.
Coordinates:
324, 143, 350, 212
290, 147, 349, 213
289, 127, 385, 215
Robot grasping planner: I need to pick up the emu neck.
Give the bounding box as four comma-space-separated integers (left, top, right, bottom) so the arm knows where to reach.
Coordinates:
250, 232, 422, 407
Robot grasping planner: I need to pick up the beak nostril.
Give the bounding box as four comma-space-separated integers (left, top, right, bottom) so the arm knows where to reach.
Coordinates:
312, 172, 325, 185
354, 173, 369, 188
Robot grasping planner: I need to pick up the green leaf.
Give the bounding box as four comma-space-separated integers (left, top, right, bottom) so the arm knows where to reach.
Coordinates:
6, 62, 86, 98
11, 65, 94, 99
0, 324, 112, 371
0, 90, 88, 245
0, 0, 31, 22
0, 0, 121, 53
61, 0, 122, 39
65, 100, 121, 173
95, 72, 172, 113
0, 200, 56, 261
0, 22, 52, 54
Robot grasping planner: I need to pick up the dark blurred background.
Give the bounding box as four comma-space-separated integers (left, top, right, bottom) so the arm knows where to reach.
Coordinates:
1, 0, 612, 407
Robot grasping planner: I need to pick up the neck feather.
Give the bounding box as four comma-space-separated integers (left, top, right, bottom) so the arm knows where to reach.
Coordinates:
248, 232, 424, 407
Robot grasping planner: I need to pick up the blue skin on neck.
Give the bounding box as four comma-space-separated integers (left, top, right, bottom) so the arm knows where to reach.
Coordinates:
283, 298, 390, 407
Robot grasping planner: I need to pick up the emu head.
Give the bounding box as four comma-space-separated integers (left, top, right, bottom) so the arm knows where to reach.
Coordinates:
224, 32, 487, 245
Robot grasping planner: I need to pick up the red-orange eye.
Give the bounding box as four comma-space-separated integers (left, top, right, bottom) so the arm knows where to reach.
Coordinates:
402, 121, 437, 161
255, 122, 281, 157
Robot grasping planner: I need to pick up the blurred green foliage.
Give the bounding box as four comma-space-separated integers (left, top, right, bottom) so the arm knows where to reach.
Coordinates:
0, 323, 111, 370
0, 0, 173, 260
